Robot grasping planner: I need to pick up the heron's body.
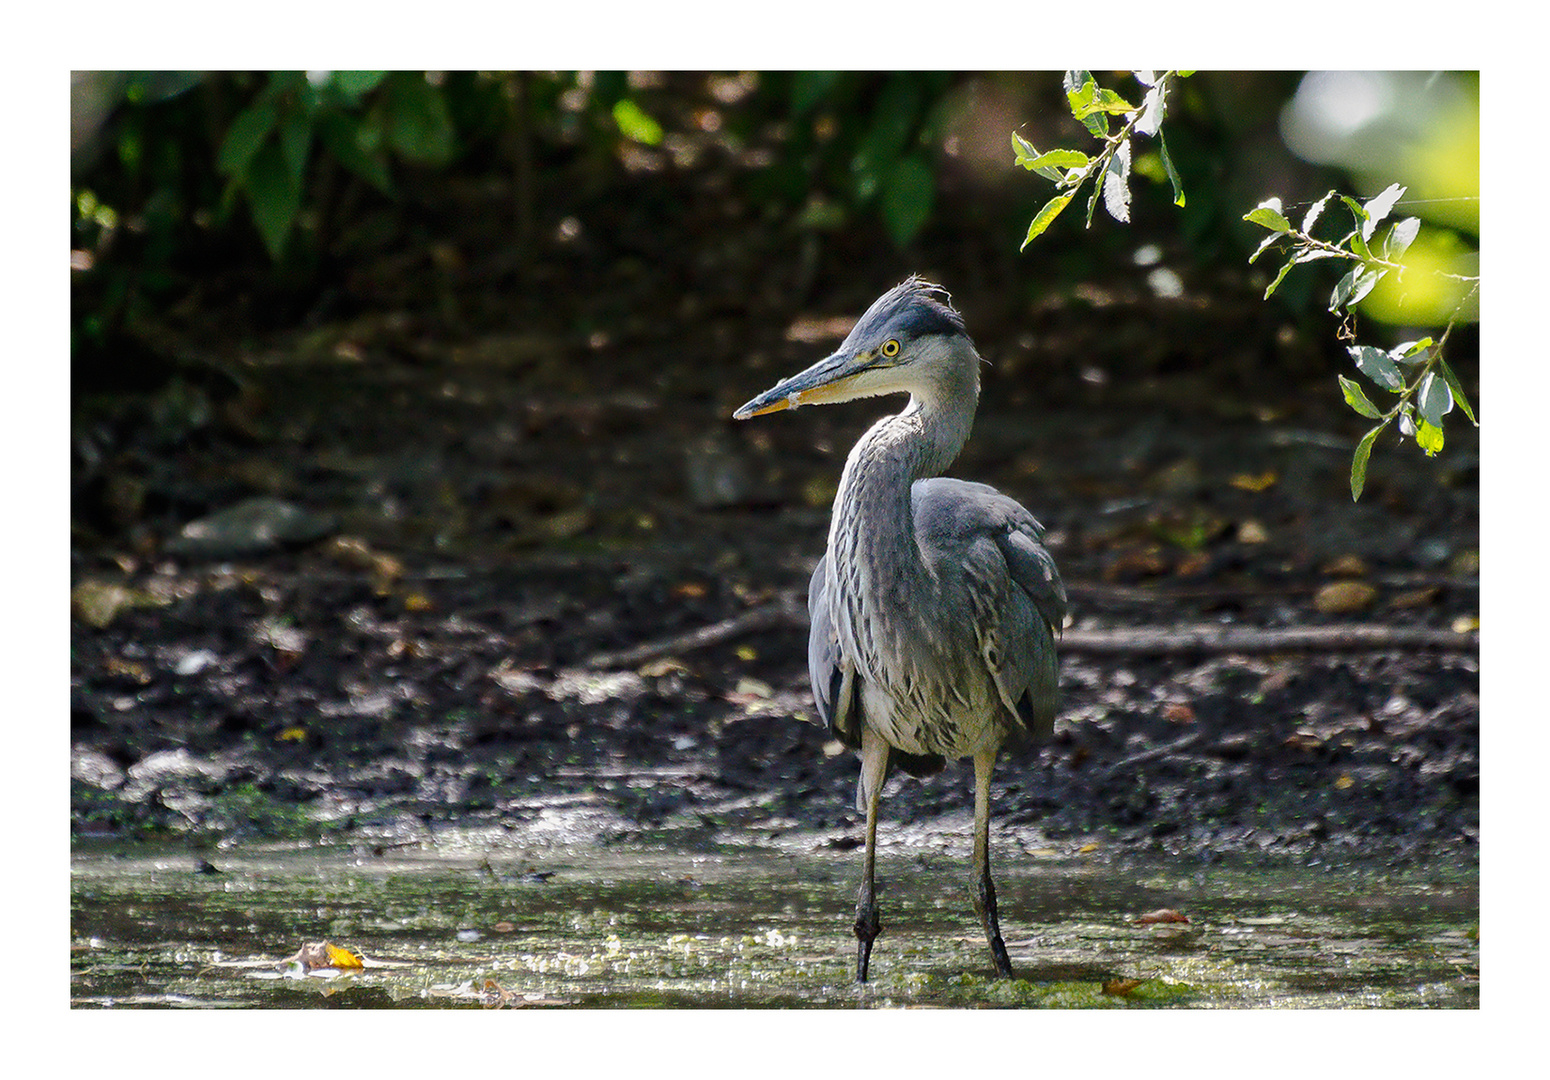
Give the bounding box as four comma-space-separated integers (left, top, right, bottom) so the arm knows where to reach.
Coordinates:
736, 278, 1066, 982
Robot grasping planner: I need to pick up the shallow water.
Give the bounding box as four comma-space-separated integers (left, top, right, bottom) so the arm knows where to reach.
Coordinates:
70, 830, 1477, 1008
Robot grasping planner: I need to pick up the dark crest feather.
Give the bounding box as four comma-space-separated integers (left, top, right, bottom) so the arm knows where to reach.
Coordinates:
848, 276, 966, 346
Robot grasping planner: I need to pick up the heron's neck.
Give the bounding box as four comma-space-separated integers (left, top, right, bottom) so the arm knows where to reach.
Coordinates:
828, 368, 978, 572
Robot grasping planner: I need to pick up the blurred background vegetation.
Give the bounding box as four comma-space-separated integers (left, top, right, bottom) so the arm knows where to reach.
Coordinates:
70, 69, 1478, 345
69, 70, 1478, 548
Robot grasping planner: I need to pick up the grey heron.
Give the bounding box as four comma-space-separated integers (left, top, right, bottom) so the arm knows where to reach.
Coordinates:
734, 277, 1067, 982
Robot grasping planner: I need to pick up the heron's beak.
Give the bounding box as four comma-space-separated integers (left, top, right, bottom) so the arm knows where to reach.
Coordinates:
733, 350, 869, 420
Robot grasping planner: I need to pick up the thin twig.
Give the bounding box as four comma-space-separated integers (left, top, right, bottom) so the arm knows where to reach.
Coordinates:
1104, 732, 1204, 778
584, 593, 805, 669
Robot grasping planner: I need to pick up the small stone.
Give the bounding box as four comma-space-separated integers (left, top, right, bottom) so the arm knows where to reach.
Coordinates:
1314, 580, 1377, 614
72, 747, 125, 790
175, 649, 219, 676
1236, 519, 1269, 544
166, 497, 335, 559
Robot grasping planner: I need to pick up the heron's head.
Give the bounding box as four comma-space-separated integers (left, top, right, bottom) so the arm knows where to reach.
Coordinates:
733, 277, 977, 419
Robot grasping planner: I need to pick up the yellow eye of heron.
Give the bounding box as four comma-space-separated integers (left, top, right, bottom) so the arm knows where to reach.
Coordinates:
880, 339, 901, 359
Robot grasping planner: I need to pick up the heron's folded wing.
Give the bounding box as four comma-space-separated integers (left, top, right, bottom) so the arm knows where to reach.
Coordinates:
913, 478, 1067, 739
993, 522, 1066, 739
996, 524, 1068, 635
808, 555, 860, 748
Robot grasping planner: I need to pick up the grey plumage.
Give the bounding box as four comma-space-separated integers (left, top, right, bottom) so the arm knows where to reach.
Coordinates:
735, 277, 1067, 981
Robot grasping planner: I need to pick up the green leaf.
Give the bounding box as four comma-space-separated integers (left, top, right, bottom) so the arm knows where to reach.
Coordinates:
1245, 200, 1291, 233
791, 71, 842, 115
1416, 371, 1454, 427
1016, 146, 1091, 174
1437, 357, 1479, 426
1389, 338, 1434, 365
240, 140, 302, 260
1339, 375, 1384, 419
1135, 82, 1166, 136
1350, 345, 1403, 392
1263, 258, 1296, 299
1293, 247, 1345, 264
1414, 417, 1445, 455
1385, 216, 1420, 261
1063, 71, 1110, 136
386, 73, 456, 164
1248, 232, 1281, 265
1337, 197, 1379, 256
858, 77, 923, 169
1301, 190, 1335, 235
1073, 87, 1138, 118
1063, 70, 1094, 98
1350, 424, 1383, 500
1084, 168, 1104, 228
1350, 229, 1373, 262
316, 111, 392, 194
1012, 134, 1064, 183
1330, 266, 1384, 312
1361, 183, 1405, 239
1339, 195, 1368, 231
879, 156, 934, 247
278, 110, 313, 191
1102, 139, 1131, 223
218, 101, 279, 178
613, 98, 664, 145
1063, 69, 1096, 115
330, 71, 387, 101
1022, 192, 1075, 249
1158, 128, 1185, 207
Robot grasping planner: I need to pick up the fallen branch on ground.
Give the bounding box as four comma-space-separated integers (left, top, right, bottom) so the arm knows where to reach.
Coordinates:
584, 592, 805, 669
585, 593, 1476, 669
1059, 623, 1476, 655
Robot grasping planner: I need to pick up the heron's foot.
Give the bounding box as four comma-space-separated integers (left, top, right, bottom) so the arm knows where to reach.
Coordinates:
854, 904, 881, 983
987, 933, 1014, 980
973, 875, 1015, 980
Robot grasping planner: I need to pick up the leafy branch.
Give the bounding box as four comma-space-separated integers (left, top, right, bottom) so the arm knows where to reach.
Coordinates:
216, 71, 456, 260
1014, 71, 1479, 502
1245, 185, 1479, 498
1014, 70, 1189, 248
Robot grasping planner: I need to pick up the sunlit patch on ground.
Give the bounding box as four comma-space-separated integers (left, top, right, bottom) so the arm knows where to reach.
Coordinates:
71, 833, 1476, 1009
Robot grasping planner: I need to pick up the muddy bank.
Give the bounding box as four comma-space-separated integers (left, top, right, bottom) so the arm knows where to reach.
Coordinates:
70, 350, 1478, 869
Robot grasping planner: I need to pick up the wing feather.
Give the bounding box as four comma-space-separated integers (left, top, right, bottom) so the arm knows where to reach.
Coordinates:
911, 478, 1066, 739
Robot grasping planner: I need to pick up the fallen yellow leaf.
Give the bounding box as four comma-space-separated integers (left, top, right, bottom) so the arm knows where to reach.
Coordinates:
1322, 553, 1369, 577
1229, 471, 1277, 492
325, 943, 364, 970
283, 940, 364, 971
732, 676, 772, 699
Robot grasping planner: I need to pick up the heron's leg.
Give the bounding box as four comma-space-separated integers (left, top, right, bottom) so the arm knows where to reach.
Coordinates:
854, 728, 889, 983
971, 748, 1015, 979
